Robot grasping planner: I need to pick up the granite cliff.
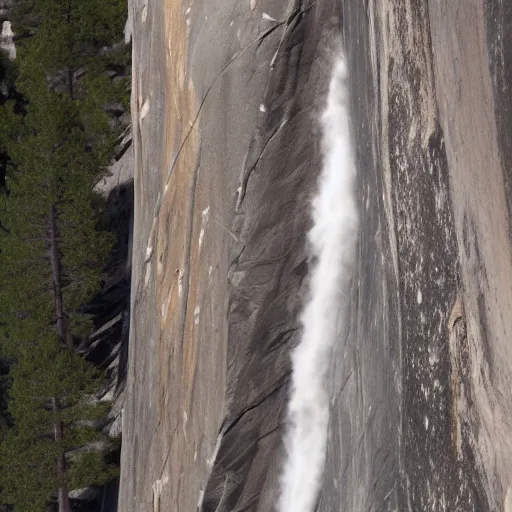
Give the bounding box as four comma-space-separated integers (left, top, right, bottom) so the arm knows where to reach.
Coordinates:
120, 0, 512, 510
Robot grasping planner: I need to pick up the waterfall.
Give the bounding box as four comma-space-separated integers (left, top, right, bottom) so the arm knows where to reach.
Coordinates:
278, 56, 358, 512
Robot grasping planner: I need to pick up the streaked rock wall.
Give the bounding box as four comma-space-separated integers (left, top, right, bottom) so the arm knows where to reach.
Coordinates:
120, 0, 512, 510
320, 0, 512, 510
120, 1, 339, 510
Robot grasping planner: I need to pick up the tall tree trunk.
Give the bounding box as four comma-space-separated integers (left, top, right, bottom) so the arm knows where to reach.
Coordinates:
49, 204, 73, 348
50, 206, 72, 512
52, 398, 71, 512
67, 68, 74, 100
66, 0, 74, 101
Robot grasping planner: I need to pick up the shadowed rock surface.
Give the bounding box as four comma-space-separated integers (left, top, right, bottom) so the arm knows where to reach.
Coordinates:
120, 0, 512, 510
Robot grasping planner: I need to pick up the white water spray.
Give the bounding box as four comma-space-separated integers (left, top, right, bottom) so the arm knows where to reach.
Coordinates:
278, 57, 358, 512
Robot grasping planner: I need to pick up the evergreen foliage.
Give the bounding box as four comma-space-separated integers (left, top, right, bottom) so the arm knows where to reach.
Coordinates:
0, 0, 129, 508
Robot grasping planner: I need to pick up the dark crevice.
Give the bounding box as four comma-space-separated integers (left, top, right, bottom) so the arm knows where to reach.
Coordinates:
264, 328, 296, 355
223, 371, 290, 437
179, 162, 201, 349
236, 120, 286, 209
257, 423, 280, 442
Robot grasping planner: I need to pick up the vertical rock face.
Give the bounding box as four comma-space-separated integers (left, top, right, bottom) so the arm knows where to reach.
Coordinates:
320, 0, 512, 510
0, 0, 14, 58
0, 21, 15, 60
120, 0, 512, 511
121, 1, 341, 510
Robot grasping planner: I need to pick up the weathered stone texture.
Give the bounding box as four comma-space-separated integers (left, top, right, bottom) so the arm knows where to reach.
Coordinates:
120, 0, 512, 510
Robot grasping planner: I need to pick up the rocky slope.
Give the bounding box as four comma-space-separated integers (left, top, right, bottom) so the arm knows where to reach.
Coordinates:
120, 0, 512, 510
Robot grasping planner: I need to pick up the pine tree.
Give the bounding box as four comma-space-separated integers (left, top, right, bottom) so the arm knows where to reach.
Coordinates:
0, 0, 128, 509
0, 336, 114, 512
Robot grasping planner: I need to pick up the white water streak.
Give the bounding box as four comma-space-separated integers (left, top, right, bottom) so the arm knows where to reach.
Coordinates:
278, 57, 358, 512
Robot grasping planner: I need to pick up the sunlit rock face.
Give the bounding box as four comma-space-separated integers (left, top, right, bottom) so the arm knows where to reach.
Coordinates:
0, 21, 15, 60
325, 2, 512, 511
0, 0, 14, 60
120, 0, 512, 511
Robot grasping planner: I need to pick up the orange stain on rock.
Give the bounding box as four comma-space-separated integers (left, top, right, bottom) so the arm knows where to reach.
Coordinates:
154, 1, 204, 505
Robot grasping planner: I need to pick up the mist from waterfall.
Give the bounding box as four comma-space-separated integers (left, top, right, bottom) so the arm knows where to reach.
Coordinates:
277, 56, 358, 512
